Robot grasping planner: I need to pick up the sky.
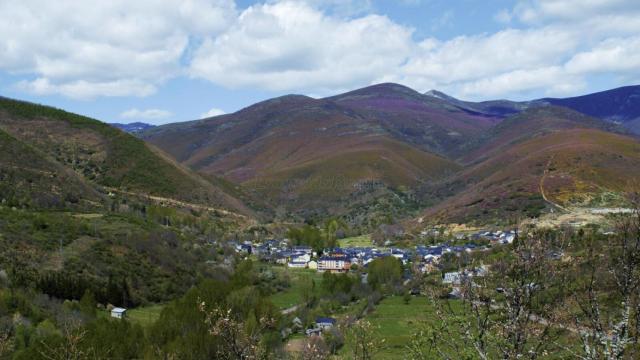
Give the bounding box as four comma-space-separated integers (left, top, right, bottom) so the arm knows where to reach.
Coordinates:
0, 0, 639, 125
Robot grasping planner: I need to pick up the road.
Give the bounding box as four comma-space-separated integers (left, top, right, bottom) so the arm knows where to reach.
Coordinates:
104, 187, 248, 220
539, 155, 570, 213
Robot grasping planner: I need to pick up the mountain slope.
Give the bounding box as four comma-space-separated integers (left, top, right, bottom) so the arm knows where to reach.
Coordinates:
425, 85, 640, 134
328, 83, 501, 156
459, 106, 625, 163
142, 85, 478, 221
0, 97, 252, 215
539, 85, 640, 130
0, 127, 101, 209
417, 108, 640, 224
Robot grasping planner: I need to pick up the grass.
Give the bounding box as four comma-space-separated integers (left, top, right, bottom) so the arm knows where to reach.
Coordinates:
96, 304, 164, 328
126, 304, 164, 327
340, 295, 580, 359
268, 266, 324, 309
339, 234, 372, 247
363, 295, 438, 359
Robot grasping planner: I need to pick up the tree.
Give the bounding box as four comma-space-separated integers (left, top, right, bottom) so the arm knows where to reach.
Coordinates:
367, 257, 402, 293
412, 230, 565, 359
571, 203, 640, 359
78, 290, 96, 317
324, 219, 348, 249
199, 305, 276, 360
346, 320, 385, 360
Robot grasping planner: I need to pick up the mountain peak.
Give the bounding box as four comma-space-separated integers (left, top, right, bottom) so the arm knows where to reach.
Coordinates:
424, 89, 452, 100
326, 82, 424, 103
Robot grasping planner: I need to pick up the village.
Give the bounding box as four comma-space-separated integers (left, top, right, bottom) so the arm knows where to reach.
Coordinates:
223, 229, 519, 338
230, 228, 515, 273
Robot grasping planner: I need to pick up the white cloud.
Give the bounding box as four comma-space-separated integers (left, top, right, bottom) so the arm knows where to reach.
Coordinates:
2, 0, 640, 101
189, 1, 413, 94
201, 107, 227, 118
390, 1, 640, 99
566, 36, 640, 75
17, 78, 156, 99
0, 0, 236, 98
512, 0, 640, 23
120, 108, 173, 121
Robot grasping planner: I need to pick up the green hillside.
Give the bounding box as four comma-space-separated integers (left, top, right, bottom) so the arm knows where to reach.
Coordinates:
0, 97, 251, 215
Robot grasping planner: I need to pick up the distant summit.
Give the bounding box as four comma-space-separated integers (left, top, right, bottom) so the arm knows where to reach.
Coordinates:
111, 122, 156, 134
539, 85, 640, 133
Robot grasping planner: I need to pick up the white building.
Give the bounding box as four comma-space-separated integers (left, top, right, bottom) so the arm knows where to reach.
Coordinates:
443, 272, 462, 285
110, 307, 127, 319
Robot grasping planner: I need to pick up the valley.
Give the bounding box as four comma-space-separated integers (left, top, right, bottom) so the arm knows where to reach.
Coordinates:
1, 83, 640, 359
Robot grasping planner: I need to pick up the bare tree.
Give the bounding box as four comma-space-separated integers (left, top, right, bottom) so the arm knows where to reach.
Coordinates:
347, 319, 385, 360
412, 229, 566, 359
39, 327, 92, 360
199, 302, 276, 360
301, 336, 329, 360
572, 203, 640, 360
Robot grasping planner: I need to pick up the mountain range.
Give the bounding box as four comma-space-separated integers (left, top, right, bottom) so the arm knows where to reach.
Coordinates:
2, 84, 639, 228
139, 83, 640, 226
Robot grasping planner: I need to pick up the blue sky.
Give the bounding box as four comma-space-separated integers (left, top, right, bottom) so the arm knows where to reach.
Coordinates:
0, 0, 639, 125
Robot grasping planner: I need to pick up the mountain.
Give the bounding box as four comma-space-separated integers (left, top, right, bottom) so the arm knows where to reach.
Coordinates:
142, 84, 499, 223
0, 97, 252, 216
538, 85, 640, 133
425, 84, 640, 134
110, 122, 156, 134
425, 89, 528, 117
139, 83, 640, 226
416, 107, 640, 224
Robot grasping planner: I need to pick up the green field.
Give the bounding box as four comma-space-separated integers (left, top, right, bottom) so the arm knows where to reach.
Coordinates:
98, 305, 164, 328
339, 234, 372, 247
361, 295, 437, 358
341, 295, 577, 359
269, 267, 324, 309
125, 304, 164, 327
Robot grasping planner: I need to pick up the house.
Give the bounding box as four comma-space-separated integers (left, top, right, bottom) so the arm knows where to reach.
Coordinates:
305, 328, 322, 336
110, 307, 127, 319
318, 256, 351, 273
315, 317, 337, 330
287, 261, 308, 268
292, 246, 313, 255
291, 253, 311, 263
235, 243, 252, 254
443, 272, 462, 285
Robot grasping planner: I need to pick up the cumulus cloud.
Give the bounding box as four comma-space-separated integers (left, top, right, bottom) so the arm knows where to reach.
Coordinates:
190, 1, 413, 93
0, 0, 236, 98
391, 0, 640, 99
565, 36, 640, 75
120, 108, 173, 121
512, 0, 640, 23
200, 107, 226, 118
16, 78, 157, 99
2, 0, 640, 101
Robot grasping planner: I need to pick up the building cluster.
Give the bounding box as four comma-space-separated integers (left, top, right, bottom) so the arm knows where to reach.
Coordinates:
230, 238, 416, 272
228, 229, 514, 278
469, 230, 517, 244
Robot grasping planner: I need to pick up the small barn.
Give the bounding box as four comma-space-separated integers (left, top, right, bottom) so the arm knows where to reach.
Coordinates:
110, 307, 127, 319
